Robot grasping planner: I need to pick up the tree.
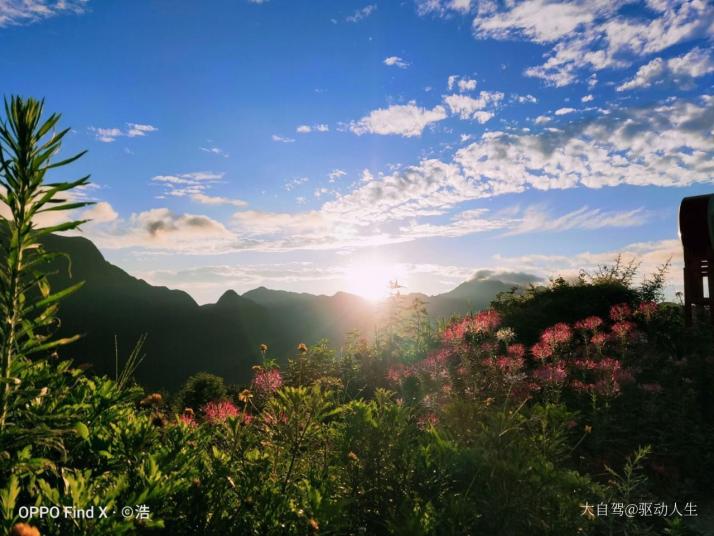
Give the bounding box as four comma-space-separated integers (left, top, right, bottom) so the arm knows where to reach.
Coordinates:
0, 96, 90, 429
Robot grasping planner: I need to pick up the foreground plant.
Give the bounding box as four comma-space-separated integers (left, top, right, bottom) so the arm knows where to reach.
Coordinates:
0, 96, 91, 429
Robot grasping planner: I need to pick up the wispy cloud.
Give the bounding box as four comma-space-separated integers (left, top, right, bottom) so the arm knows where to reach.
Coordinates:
0, 0, 88, 28
89, 122, 158, 143
346, 4, 376, 23
201, 146, 230, 158
272, 134, 295, 143
384, 56, 410, 69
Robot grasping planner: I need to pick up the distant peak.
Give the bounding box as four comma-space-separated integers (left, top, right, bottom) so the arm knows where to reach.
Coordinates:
216, 289, 240, 305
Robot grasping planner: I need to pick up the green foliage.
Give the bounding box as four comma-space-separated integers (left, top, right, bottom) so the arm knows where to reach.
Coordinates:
174, 371, 227, 412
0, 96, 91, 429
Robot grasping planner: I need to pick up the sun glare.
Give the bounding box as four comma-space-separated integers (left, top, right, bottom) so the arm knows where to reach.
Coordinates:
344, 261, 404, 302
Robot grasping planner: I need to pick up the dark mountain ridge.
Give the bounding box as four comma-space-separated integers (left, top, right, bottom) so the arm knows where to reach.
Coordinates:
38, 234, 536, 391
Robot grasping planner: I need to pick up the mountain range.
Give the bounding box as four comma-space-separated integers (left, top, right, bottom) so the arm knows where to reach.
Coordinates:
39, 234, 537, 391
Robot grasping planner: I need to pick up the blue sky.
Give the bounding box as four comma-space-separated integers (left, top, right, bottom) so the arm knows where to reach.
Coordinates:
2, 0, 713, 302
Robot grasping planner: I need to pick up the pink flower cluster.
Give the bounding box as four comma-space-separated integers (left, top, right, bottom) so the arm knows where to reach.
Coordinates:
202, 400, 251, 424
253, 368, 283, 396
574, 316, 603, 331
636, 301, 658, 321
442, 309, 502, 342
610, 303, 632, 322
532, 362, 568, 384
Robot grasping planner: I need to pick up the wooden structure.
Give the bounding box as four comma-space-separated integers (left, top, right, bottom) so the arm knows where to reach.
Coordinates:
679, 194, 714, 325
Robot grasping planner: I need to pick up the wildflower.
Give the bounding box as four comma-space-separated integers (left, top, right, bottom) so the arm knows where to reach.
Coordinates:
297, 343, 308, 353
570, 379, 594, 393
474, 310, 502, 332
308, 518, 320, 531
259, 343, 268, 353
609, 303, 632, 322
140, 393, 163, 407
532, 362, 568, 384
531, 341, 553, 360
202, 400, 240, 423
347, 451, 359, 462
574, 316, 603, 331
252, 368, 283, 396
611, 321, 636, 339
387, 364, 414, 382
636, 301, 658, 321
507, 343, 526, 358
239, 389, 253, 403
590, 332, 609, 347
496, 327, 516, 343
9, 524, 40, 536
584, 425, 592, 434
179, 412, 197, 428
540, 323, 572, 346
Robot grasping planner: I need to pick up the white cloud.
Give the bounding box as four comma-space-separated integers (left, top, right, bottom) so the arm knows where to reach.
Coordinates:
447, 74, 477, 92
81, 201, 118, 223
503, 205, 648, 236
350, 101, 448, 137
284, 177, 309, 191
581, 94, 594, 102
191, 193, 247, 207
151, 171, 225, 199
443, 91, 504, 121
328, 169, 347, 182
514, 94, 538, 103
296, 123, 329, 134
89, 123, 158, 143
0, 0, 88, 27
417, 0, 472, 16
469, 0, 714, 86
201, 146, 229, 158
554, 107, 577, 115
272, 134, 295, 143
89, 208, 237, 253
384, 56, 410, 69
617, 47, 714, 91
534, 115, 551, 124
346, 4, 376, 23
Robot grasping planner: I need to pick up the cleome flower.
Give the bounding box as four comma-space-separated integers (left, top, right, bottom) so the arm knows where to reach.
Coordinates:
540, 322, 573, 346
202, 400, 240, 423
609, 303, 632, 322
252, 368, 283, 396
574, 316, 603, 331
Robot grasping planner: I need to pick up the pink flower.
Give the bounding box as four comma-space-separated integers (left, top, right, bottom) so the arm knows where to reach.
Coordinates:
178, 413, 197, 427
570, 379, 594, 393
590, 332, 609, 347
202, 400, 240, 423
574, 316, 604, 331
252, 368, 283, 396
532, 363, 568, 384
507, 344, 526, 359
572, 359, 598, 370
637, 301, 658, 320
474, 310, 502, 332
495, 356, 524, 373
611, 321, 636, 338
540, 323, 572, 346
609, 303, 632, 322
531, 341, 553, 360
387, 364, 414, 383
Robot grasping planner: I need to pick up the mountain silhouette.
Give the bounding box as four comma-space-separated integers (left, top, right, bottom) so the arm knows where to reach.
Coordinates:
37, 234, 538, 391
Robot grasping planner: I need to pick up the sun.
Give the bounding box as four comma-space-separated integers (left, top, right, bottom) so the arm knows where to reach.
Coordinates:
344, 261, 404, 302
